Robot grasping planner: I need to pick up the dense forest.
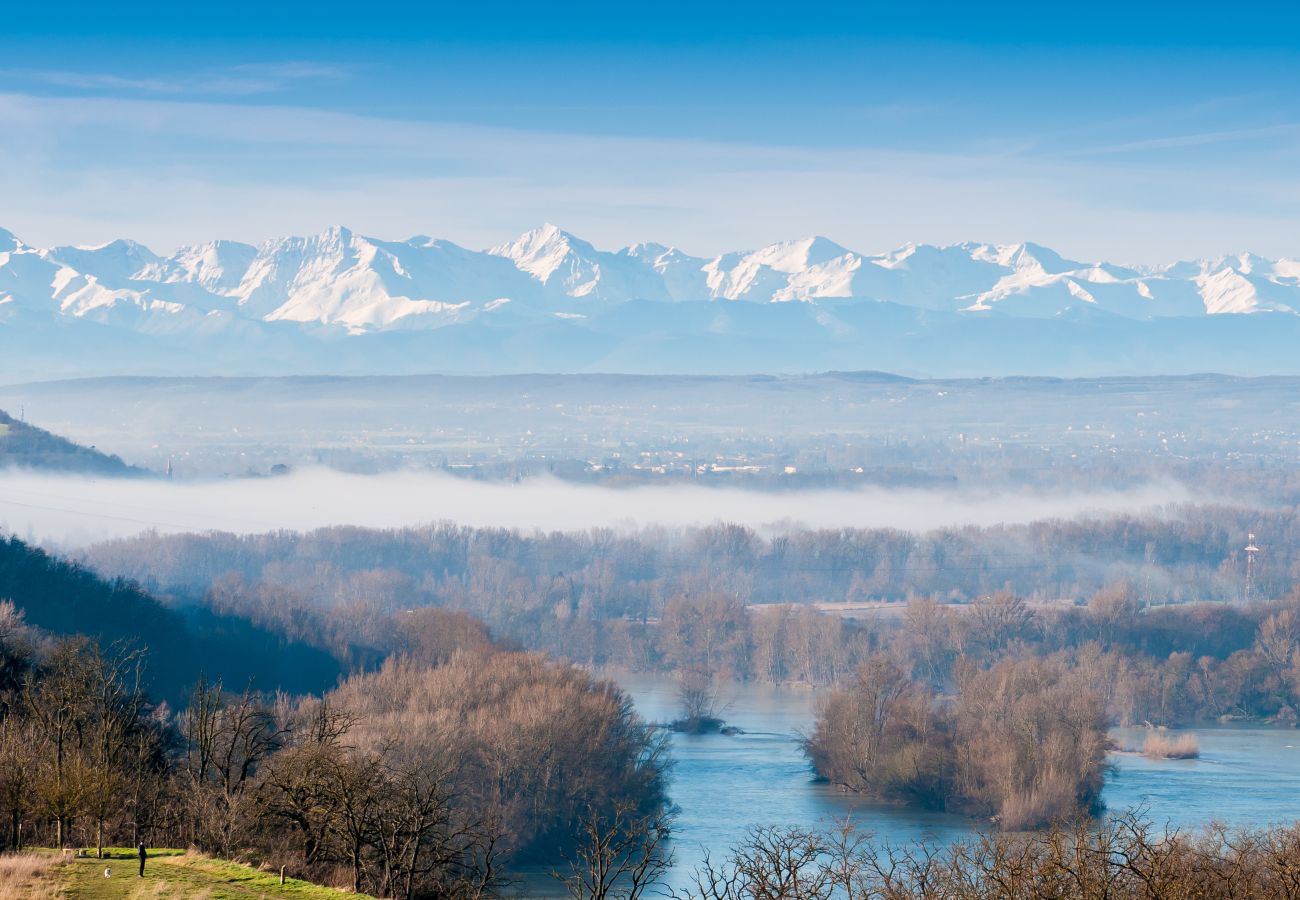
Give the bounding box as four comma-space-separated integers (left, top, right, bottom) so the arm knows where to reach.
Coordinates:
86, 508, 1288, 615
78, 505, 1296, 680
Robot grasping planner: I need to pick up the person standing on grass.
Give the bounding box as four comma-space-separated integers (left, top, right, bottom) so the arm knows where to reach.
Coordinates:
138, 842, 147, 877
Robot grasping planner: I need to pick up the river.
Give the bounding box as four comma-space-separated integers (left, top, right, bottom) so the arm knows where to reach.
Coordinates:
614, 674, 1300, 890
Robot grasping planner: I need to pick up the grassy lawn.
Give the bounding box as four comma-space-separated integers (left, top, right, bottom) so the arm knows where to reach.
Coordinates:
0, 849, 374, 899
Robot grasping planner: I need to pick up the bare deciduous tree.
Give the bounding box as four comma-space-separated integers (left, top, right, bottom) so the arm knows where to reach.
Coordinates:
557, 802, 674, 900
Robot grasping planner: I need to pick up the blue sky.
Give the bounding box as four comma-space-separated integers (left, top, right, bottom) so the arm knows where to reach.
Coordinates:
2, 1, 1300, 261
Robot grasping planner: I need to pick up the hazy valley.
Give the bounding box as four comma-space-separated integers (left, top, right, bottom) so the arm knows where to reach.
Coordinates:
7, 9, 1300, 897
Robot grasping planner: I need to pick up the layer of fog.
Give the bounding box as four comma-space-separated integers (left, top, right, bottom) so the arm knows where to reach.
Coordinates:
0, 468, 1196, 548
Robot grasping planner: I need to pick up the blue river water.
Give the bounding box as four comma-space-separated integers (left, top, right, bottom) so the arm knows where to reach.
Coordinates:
612, 674, 1300, 890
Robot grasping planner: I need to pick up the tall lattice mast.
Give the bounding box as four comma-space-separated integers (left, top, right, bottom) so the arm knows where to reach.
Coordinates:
1245, 532, 1261, 602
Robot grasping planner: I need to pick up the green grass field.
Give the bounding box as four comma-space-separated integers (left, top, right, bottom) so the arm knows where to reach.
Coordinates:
1, 849, 374, 899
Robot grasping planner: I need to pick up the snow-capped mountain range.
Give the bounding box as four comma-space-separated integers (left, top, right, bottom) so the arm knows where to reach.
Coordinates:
4, 223, 1300, 379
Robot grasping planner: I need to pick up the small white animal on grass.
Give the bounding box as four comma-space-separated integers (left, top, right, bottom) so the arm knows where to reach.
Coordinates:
104, 867, 112, 877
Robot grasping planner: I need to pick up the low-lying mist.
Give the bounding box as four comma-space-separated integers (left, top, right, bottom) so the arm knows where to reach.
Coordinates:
0, 467, 1196, 547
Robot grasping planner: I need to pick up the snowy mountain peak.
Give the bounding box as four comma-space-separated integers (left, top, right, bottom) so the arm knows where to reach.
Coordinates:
138, 240, 259, 292
749, 236, 853, 273
486, 224, 650, 299
8, 222, 1300, 381
47, 238, 162, 285
966, 241, 1084, 275
1019, 242, 1083, 274
288, 225, 359, 255
52, 238, 160, 264
1216, 251, 1270, 275
320, 224, 355, 244
622, 242, 672, 259
487, 223, 593, 283
3, 224, 1300, 338
490, 223, 582, 256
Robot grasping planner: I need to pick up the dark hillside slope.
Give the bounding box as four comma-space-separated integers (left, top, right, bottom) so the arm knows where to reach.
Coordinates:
0, 535, 341, 701
0, 408, 143, 475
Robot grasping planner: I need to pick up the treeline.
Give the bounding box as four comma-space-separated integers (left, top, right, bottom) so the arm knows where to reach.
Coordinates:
656, 587, 1300, 728
47, 504, 1300, 730
70, 517, 1300, 729
0, 602, 669, 897
79, 504, 1293, 667
647, 585, 1300, 729
882, 589, 1300, 727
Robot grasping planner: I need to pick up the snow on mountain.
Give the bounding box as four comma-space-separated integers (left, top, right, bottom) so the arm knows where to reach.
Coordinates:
620, 243, 712, 301
47, 239, 163, 287
488, 224, 672, 302
747, 236, 853, 273
2, 224, 1300, 346
702, 236, 857, 301
234, 226, 481, 328
137, 240, 258, 292
859, 242, 1007, 310
0, 233, 61, 322
488, 224, 586, 286
971, 241, 1085, 275
702, 249, 794, 301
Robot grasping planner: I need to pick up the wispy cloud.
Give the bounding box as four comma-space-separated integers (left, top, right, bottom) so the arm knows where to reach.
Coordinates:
1066, 123, 1300, 157
4, 71, 183, 92
227, 61, 350, 81
0, 88, 1297, 264
0, 61, 350, 96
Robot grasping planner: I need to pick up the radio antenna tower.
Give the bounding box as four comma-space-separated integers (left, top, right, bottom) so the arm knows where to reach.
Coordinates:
1245, 533, 1261, 602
